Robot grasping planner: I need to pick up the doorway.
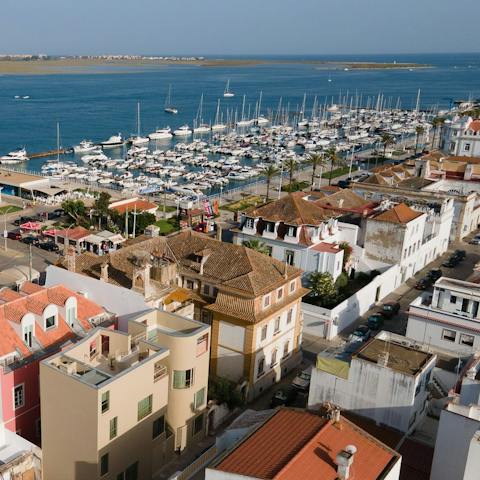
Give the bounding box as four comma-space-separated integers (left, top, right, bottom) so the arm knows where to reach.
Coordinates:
101, 335, 110, 356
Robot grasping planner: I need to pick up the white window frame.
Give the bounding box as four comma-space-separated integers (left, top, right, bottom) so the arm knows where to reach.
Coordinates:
459, 333, 474, 347
263, 294, 271, 309
45, 315, 56, 330
277, 288, 283, 301
13, 384, 25, 410
289, 280, 296, 293
261, 325, 267, 341
442, 328, 456, 342
245, 218, 255, 229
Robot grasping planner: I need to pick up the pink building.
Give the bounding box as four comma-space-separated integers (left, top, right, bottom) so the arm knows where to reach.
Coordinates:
0, 282, 110, 444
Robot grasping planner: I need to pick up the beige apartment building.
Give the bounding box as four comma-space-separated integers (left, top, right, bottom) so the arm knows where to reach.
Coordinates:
40, 311, 210, 480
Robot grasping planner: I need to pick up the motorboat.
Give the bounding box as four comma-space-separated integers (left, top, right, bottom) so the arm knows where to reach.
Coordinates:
128, 102, 150, 146
73, 140, 100, 154
0, 148, 29, 164
256, 116, 269, 126
194, 125, 211, 134
101, 134, 124, 149
149, 127, 173, 140
173, 125, 192, 136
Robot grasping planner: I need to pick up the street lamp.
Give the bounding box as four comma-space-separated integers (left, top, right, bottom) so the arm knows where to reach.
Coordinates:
63, 223, 76, 255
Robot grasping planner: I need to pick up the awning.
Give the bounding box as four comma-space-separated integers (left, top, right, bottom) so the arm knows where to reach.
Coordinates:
20, 222, 41, 231
316, 357, 350, 380
163, 288, 192, 305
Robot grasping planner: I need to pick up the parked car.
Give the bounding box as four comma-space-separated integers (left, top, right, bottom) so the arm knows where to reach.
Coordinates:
47, 209, 64, 220
28, 215, 44, 223
38, 241, 59, 252
416, 277, 433, 290
7, 230, 22, 240
348, 324, 371, 343
427, 269, 443, 282
270, 387, 298, 408
13, 216, 31, 226
453, 249, 466, 261
292, 368, 312, 392
367, 313, 384, 330
382, 302, 400, 318
21, 236, 39, 246
469, 236, 480, 245
337, 179, 350, 189
442, 256, 459, 268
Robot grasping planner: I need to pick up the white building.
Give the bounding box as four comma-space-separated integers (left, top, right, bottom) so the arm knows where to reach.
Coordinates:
430, 355, 480, 480
363, 200, 453, 287
233, 192, 361, 281
440, 116, 480, 157
308, 331, 436, 432
407, 277, 480, 356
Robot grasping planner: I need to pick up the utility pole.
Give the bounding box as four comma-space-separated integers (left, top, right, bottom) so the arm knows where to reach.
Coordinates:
132, 206, 138, 239
28, 244, 32, 282
125, 208, 129, 237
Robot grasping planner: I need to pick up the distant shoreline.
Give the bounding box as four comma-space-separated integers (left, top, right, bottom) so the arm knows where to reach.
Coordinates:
0, 58, 432, 75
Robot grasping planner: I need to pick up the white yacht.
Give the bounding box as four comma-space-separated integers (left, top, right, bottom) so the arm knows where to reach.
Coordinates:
128, 102, 150, 146
223, 79, 235, 98
194, 125, 211, 134
149, 127, 173, 140
101, 134, 124, 149
256, 116, 269, 126
0, 147, 29, 164
73, 140, 100, 154
173, 125, 192, 136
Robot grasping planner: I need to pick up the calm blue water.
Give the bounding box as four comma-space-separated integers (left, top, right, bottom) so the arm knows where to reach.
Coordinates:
0, 53, 479, 172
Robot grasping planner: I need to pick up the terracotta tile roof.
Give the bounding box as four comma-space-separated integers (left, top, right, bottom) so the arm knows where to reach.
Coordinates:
213, 409, 399, 480
60, 231, 304, 307
311, 242, 342, 254
316, 189, 372, 211
373, 203, 423, 224
0, 284, 105, 357
55, 226, 90, 240
109, 199, 158, 214
468, 119, 480, 133
245, 193, 336, 226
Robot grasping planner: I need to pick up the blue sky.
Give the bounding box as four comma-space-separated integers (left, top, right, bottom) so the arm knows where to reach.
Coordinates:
1, 0, 479, 56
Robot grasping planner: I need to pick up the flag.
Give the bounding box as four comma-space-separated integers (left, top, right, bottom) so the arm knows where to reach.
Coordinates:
213, 199, 219, 216
203, 200, 213, 216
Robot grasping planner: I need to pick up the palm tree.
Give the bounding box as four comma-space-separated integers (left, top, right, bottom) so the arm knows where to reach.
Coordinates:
380, 133, 395, 158
414, 125, 425, 155
243, 239, 270, 255
308, 153, 325, 189
262, 164, 278, 202
431, 117, 444, 149
325, 146, 338, 185
283, 158, 298, 190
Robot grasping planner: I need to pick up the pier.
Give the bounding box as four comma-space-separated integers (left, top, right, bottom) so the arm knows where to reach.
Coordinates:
29, 148, 71, 159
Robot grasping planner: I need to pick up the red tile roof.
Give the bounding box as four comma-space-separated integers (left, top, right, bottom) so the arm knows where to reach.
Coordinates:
311, 242, 341, 254
214, 409, 399, 480
468, 119, 480, 133
110, 199, 158, 214
55, 226, 90, 240
373, 203, 423, 224
0, 284, 105, 357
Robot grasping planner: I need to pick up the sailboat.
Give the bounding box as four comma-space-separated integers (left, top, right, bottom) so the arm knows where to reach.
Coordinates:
164, 85, 178, 114
128, 102, 150, 146
223, 79, 235, 98
236, 95, 252, 127
255, 92, 269, 126
211, 99, 227, 131
193, 94, 211, 134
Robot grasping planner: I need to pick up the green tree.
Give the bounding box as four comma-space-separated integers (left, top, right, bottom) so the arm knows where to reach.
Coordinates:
380, 133, 395, 158
308, 153, 326, 189
339, 241, 352, 270
93, 192, 111, 217
431, 117, 444, 149
61, 200, 86, 223
325, 146, 338, 186
243, 239, 270, 255
283, 158, 298, 188
262, 164, 278, 202
414, 125, 425, 155
308, 272, 337, 306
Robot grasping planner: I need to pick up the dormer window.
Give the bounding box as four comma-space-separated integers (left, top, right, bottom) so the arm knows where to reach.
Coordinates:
287, 226, 297, 237
245, 218, 255, 229
263, 294, 271, 309
23, 325, 33, 348
45, 315, 56, 329
265, 222, 275, 233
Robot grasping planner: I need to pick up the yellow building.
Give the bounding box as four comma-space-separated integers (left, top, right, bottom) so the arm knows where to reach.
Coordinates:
40, 311, 210, 480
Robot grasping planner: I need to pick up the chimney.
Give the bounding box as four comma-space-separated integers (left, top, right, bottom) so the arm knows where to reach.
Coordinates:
338, 198, 344, 209
335, 445, 357, 480
100, 261, 109, 283
66, 246, 76, 272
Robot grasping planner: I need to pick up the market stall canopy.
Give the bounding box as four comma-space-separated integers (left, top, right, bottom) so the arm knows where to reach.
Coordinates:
20, 222, 41, 231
